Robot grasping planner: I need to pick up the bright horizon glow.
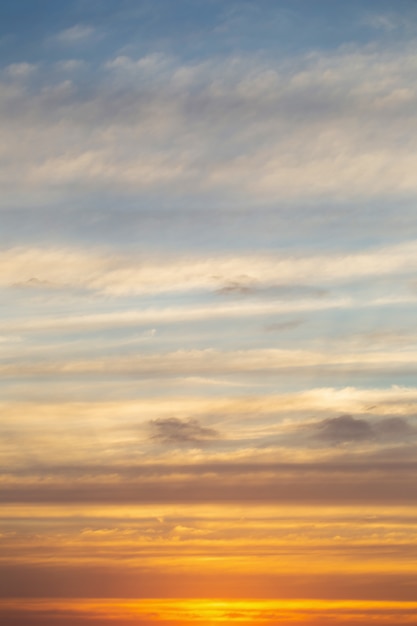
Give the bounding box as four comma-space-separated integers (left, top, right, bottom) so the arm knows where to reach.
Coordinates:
2, 598, 417, 625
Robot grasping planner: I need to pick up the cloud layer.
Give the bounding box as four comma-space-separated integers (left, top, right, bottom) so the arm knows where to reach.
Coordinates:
2, 41, 417, 207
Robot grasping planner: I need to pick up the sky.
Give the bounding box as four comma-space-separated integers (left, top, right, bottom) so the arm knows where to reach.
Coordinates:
1, 1, 417, 624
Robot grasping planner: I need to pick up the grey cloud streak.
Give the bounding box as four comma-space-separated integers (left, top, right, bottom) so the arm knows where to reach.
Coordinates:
0, 568, 416, 603
1, 460, 417, 505
216, 280, 327, 299
264, 319, 304, 332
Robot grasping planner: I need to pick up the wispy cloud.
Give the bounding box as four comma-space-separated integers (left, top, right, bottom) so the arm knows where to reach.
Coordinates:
2, 240, 417, 296
2, 42, 417, 204
363, 12, 414, 32
4, 346, 417, 379
52, 24, 96, 44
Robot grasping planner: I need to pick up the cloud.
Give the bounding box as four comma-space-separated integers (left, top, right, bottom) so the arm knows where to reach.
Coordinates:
5, 63, 37, 78
312, 414, 415, 445
52, 25, 96, 44
11, 277, 58, 289
264, 319, 304, 332
374, 416, 414, 438
216, 276, 257, 295
313, 414, 374, 443
364, 13, 413, 32
150, 417, 219, 445
217, 280, 327, 299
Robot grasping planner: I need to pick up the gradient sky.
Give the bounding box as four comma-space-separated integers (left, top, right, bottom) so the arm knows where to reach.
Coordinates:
2, 1, 417, 625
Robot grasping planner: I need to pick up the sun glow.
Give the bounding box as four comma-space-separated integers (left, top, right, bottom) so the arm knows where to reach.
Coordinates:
2, 599, 417, 625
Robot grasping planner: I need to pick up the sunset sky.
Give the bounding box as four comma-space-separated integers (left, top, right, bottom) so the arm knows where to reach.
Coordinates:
2, 1, 417, 624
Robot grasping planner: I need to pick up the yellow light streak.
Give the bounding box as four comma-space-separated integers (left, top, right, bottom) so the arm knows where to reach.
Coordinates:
1, 598, 417, 624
